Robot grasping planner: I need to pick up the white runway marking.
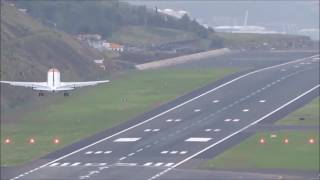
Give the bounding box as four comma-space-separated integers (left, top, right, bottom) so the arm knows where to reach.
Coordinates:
114, 138, 141, 142
185, 137, 212, 142
205, 129, 212, 132
161, 151, 168, 154
49, 163, 60, 167
115, 163, 137, 167
170, 151, 178, 154
166, 119, 173, 122
242, 109, 249, 112
194, 109, 201, 112
224, 119, 232, 122
233, 119, 240, 122
144, 129, 160, 132
60, 163, 70, 167
174, 119, 181, 122
212, 100, 220, 103
85, 151, 93, 155
154, 163, 164, 167
70, 162, 81, 167
180, 151, 188, 154
144, 162, 153, 166
119, 157, 127, 161
165, 163, 174, 167
137, 148, 143, 152
94, 151, 103, 154
104, 151, 112, 154
214, 129, 221, 132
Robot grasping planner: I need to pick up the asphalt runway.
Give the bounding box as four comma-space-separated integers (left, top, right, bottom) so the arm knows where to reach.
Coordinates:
5, 52, 320, 180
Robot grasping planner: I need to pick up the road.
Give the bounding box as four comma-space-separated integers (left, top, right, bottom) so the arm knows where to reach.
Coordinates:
7, 53, 320, 180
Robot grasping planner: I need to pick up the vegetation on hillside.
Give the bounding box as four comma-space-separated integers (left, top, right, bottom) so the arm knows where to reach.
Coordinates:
13, 0, 214, 39
1, 2, 108, 110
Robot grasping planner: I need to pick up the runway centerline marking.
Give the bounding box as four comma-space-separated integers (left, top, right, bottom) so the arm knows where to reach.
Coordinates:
10, 55, 318, 180
212, 100, 220, 103
114, 138, 141, 142
232, 119, 240, 122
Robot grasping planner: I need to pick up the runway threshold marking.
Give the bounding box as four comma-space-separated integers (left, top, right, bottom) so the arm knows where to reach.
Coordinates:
147, 84, 320, 180
10, 55, 318, 180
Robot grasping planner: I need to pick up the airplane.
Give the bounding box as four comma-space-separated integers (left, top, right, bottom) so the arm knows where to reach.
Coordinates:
0, 68, 110, 96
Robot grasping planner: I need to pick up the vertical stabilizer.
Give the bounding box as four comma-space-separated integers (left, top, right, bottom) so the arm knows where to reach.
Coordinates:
47, 68, 61, 87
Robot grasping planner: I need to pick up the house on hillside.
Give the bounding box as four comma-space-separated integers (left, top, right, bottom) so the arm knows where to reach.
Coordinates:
18, 8, 27, 13
103, 42, 124, 52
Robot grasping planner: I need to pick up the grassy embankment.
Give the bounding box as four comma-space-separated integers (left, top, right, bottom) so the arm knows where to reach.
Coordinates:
1, 68, 238, 166
203, 98, 319, 171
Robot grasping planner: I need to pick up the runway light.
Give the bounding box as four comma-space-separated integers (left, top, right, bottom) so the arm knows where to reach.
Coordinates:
284, 138, 289, 144
309, 138, 315, 144
29, 138, 36, 144
53, 138, 60, 144
4, 138, 11, 144
259, 138, 265, 144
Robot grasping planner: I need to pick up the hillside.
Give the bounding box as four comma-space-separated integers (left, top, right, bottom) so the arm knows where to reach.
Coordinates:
0, 2, 109, 110
109, 26, 197, 47
11, 1, 219, 47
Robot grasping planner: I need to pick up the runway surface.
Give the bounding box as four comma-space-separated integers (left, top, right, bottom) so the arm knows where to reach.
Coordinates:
5, 52, 320, 180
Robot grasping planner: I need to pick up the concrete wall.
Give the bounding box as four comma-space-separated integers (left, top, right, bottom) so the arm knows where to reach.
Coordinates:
135, 48, 231, 70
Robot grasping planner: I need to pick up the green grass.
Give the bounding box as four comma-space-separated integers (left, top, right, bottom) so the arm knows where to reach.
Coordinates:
277, 98, 319, 125
203, 98, 319, 171
216, 32, 307, 48
1, 68, 238, 166
203, 131, 319, 171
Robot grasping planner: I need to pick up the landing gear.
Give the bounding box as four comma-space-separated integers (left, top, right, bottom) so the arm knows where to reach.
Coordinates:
38, 92, 44, 96
63, 92, 69, 97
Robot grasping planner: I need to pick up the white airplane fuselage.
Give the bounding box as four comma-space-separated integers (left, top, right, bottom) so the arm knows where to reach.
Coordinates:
33, 69, 73, 92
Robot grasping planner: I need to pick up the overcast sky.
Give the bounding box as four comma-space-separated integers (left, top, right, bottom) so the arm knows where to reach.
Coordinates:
128, 1, 319, 30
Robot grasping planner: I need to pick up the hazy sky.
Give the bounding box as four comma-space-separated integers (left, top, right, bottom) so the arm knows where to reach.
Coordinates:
128, 1, 319, 29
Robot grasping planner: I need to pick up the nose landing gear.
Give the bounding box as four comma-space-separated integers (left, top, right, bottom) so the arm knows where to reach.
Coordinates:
38, 92, 44, 96
63, 92, 69, 97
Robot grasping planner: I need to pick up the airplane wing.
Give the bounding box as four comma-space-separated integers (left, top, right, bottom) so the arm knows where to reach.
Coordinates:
0, 81, 48, 88
58, 80, 110, 89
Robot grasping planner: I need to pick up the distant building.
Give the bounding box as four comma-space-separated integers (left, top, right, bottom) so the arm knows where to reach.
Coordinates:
158, 8, 188, 19
103, 42, 124, 52
18, 8, 27, 13
93, 59, 104, 64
